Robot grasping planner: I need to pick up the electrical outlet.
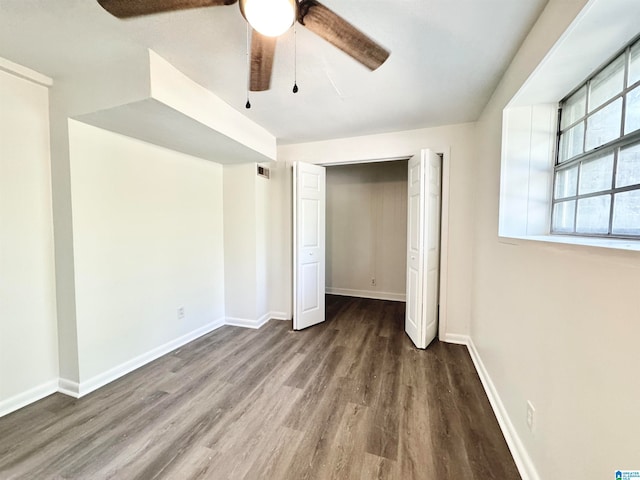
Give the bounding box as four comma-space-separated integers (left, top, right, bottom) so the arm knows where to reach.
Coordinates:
177, 306, 185, 320
526, 401, 535, 432
371, 278, 376, 286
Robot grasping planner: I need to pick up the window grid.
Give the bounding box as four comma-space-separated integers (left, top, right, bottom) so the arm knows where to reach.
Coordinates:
552, 36, 640, 239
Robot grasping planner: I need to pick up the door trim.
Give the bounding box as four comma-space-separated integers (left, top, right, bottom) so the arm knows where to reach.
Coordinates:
435, 147, 451, 342
316, 148, 451, 341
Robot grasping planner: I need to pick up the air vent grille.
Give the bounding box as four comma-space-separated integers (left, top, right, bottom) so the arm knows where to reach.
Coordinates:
257, 165, 270, 179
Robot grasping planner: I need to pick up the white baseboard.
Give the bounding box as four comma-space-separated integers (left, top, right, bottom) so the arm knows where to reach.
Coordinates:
57, 378, 81, 398
73, 317, 226, 398
226, 311, 290, 328
225, 314, 268, 329
440, 333, 470, 345
326, 287, 406, 302
466, 338, 539, 480
0, 379, 58, 418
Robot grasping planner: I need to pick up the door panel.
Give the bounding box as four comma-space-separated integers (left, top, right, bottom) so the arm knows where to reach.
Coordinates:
405, 149, 442, 348
302, 199, 319, 246
302, 263, 320, 312
424, 151, 442, 343
294, 162, 326, 330
405, 153, 424, 347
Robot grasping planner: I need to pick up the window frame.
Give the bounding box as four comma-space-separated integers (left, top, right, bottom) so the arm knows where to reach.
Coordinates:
552, 35, 640, 239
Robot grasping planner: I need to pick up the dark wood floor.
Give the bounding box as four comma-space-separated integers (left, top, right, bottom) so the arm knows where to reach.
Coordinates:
0, 295, 520, 479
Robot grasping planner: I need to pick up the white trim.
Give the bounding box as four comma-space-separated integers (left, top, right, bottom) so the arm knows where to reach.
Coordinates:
0, 380, 58, 418
317, 155, 411, 167
269, 311, 291, 321
0, 56, 53, 87
225, 313, 271, 329
441, 333, 469, 345
436, 147, 452, 342
326, 287, 406, 302
467, 338, 540, 480
293, 161, 298, 329
58, 378, 81, 398
73, 317, 225, 398
500, 234, 640, 253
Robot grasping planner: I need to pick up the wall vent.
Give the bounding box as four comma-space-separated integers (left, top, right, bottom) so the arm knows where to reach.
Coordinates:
257, 165, 270, 179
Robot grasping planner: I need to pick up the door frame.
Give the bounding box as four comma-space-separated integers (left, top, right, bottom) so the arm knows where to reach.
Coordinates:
315, 147, 452, 341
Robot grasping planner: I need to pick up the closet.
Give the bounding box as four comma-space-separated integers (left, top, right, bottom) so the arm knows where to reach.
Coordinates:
325, 160, 408, 303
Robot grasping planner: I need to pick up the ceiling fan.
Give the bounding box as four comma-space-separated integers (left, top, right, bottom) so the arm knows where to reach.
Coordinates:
96, 0, 390, 92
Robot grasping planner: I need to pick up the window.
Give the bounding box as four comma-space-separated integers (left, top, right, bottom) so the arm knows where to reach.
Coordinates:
552, 36, 640, 238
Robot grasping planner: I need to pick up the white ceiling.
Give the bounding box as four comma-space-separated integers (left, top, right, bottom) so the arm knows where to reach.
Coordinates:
0, 0, 548, 145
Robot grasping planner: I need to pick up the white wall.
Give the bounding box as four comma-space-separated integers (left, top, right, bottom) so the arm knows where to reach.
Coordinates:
68, 120, 225, 385
1, 51, 287, 409
255, 167, 271, 318
0, 68, 58, 413
279, 123, 476, 338
266, 160, 292, 319
224, 163, 258, 322
471, 0, 640, 478
223, 161, 291, 325
326, 161, 407, 301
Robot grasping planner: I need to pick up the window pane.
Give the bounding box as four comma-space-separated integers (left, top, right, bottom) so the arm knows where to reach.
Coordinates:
559, 122, 584, 162
561, 86, 586, 129
612, 190, 640, 235
552, 201, 575, 233
578, 153, 613, 194
585, 98, 622, 151
630, 39, 640, 86
576, 195, 611, 234
589, 55, 625, 112
624, 85, 640, 134
555, 166, 578, 198
616, 143, 640, 188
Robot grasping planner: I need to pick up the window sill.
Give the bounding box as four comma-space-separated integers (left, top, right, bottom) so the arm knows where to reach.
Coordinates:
498, 234, 640, 253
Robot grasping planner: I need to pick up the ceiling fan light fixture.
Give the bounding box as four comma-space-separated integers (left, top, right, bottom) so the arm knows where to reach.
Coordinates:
241, 0, 295, 37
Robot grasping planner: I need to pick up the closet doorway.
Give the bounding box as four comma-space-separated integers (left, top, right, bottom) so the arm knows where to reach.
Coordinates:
325, 160, 409, 304
293, 151, 448, 349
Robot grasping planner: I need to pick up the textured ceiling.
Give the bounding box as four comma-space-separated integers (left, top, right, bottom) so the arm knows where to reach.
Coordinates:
0, 0, 548, 144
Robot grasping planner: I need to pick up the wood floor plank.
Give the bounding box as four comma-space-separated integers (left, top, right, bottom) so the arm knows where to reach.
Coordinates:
397, 349, 437, 478
360, 452, 396, 480
365, 326, 403, 460
425, 342, 477, 479
280, 375, 351, 480
151, 445, 216, 480
283, 328, 339, 389
0, 296, 521, 480
320, 402, 370, 480
242, 427, 305, 480
74, 380, 231, 479
283, 345, 346, 431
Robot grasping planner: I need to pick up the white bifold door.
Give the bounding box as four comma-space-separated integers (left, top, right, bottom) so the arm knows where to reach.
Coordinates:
405, 149, 442, 349
293, 162, 326, 330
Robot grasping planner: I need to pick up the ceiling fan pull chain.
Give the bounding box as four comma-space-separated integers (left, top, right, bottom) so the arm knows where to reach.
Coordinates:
245, 23, 252, 108
292, 23, 299, 93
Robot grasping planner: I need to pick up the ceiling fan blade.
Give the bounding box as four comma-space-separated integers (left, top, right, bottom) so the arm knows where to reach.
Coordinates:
250, 31, 277, 92
97, 0, 237, 18
298, 1, 390, 71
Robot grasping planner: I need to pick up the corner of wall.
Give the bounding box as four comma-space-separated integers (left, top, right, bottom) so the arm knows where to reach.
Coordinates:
49, 93, 81, 384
